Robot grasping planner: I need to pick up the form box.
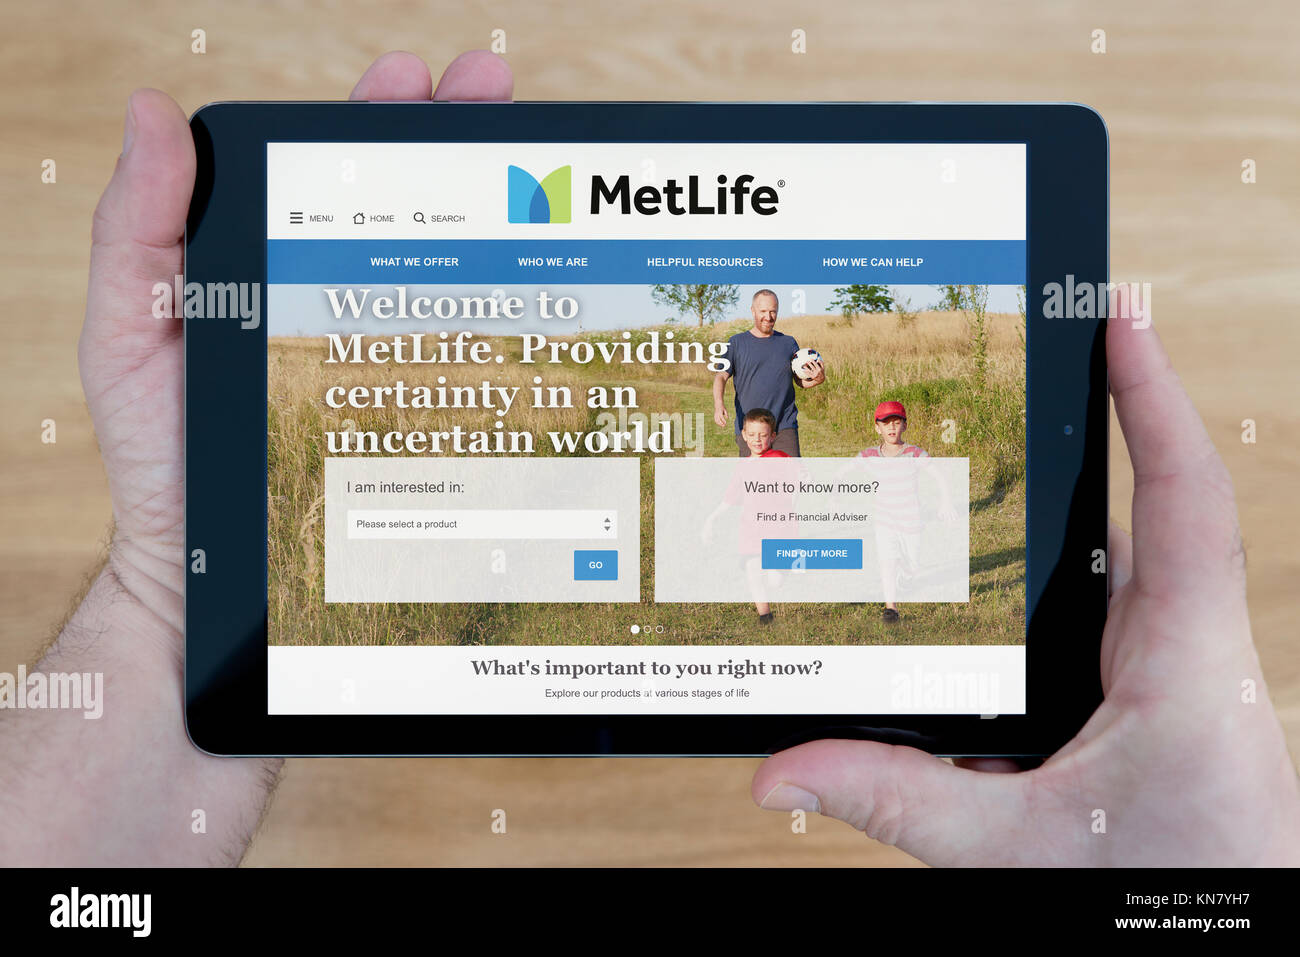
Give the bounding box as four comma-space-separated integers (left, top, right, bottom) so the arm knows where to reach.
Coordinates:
654, 457, 970, 603
324, 458, 639, 603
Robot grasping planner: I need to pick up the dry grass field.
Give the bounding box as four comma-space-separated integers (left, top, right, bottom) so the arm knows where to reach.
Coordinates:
2, 0, 1297, 867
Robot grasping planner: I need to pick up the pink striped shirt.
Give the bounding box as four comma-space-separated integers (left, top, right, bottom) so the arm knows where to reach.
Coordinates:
856, 445, 929, 532
858, 444, 929, 459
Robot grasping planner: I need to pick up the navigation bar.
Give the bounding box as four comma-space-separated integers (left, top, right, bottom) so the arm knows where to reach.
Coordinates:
268, 239, 1025, 284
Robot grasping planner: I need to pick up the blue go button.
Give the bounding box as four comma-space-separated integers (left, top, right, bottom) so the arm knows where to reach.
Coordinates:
574, 550, 618, 581
761, 539, 863, 570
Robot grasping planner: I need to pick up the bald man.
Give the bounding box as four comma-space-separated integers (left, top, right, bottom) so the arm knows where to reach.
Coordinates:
712, 289, 825, 456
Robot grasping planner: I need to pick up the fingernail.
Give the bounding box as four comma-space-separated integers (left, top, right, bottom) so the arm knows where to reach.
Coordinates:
759, 782, 821, 813
122, 94, 137, 156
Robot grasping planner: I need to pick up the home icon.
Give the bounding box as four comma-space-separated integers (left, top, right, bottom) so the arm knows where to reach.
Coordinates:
353, 212, 365, 225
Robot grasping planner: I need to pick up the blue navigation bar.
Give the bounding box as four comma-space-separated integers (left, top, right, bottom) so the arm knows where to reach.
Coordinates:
267, 240, 1024, 285
761, 539, 864, 571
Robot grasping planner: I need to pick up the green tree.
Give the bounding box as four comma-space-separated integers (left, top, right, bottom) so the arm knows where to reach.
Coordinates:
891, 287, 920, 329
649, 284, 739, 327
936, 284, 967, 311
827, 284, 894, 321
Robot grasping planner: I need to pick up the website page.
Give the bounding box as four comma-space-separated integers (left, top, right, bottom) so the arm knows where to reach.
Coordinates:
265, 141, 1026, 716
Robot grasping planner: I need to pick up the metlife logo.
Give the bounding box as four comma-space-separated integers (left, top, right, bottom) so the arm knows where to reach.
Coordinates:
507, 164, 571, 223
508, 163, 782, 225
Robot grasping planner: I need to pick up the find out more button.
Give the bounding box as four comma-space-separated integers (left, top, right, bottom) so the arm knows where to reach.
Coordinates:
761, 539, 863, 570
574, 550, 618, 581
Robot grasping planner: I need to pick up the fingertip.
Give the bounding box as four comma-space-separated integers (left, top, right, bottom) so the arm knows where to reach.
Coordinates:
433, 50, 514, 101
127, 87, 189, 117
751, 737, 884, 808
756, 781, 822, 814
125, 88, 193, 141
351, 51, 433, 101
1105, 283, 1220, 482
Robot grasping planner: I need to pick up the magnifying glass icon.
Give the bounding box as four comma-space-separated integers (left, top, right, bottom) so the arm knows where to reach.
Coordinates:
413, 211, 426, 224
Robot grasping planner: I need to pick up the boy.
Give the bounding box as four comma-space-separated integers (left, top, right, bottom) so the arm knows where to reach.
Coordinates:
701, 409, 798, 624
737, 407, 792, 459
854, 401, 954, 623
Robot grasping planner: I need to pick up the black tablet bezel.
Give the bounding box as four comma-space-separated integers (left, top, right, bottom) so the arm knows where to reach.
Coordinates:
184, 102, 1107, 757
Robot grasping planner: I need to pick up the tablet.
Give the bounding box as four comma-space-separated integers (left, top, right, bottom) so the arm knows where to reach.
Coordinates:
184, 102, 1108, 757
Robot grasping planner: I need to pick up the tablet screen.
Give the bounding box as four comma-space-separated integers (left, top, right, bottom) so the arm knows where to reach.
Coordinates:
264, 142, 1026, 718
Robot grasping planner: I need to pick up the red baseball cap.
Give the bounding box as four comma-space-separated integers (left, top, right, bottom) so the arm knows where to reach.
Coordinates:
874, 401, 907, 422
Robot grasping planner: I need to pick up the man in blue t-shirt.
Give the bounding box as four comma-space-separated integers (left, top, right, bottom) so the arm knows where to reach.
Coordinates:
712, 289, 826, 456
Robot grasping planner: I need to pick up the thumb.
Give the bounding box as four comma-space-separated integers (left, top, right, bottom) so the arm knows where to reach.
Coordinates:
80, 89, 194, 386
753, 739, 1033, 866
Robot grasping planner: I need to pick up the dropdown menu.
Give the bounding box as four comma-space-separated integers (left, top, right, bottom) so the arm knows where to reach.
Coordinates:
346, 509, 618, 540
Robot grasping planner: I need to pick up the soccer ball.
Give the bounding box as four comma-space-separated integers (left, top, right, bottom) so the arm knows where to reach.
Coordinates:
791, 347, 822, 379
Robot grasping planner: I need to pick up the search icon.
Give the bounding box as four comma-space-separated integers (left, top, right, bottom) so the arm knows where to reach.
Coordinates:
413, 211, 426, 224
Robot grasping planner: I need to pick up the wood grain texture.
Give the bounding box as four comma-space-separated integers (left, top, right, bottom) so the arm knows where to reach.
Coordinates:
1, 0, 1296, 866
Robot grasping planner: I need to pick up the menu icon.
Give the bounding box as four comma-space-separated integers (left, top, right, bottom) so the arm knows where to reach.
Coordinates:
289, 211, 304, 224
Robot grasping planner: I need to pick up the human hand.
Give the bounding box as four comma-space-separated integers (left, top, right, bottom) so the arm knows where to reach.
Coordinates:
752, 290, 1300, 865
0, 50, 513, 866
82, 50, 513, 611
797, 358, 825, 387
714, 403, 729, 428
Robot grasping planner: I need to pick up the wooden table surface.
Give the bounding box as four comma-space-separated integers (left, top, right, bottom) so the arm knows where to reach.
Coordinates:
1, 0, 1296, 866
